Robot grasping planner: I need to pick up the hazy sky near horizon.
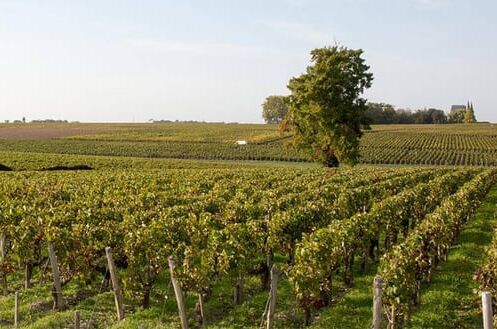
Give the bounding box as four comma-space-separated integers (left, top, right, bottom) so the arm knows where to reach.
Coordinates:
1, 0, 496, 123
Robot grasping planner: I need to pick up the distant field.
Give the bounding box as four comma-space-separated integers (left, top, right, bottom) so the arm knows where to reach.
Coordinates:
0, 150, 315, 171
0, 122, 286, 143
1, 122, 496, 166
360, 123, 497, 166
0, 123, 125, 139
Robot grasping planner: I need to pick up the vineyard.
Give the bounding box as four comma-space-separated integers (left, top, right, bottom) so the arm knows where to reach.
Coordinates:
0, 165, 496, 328
0, 151, 311, 172
1, 123, 497, 166
2, 1, 497, 328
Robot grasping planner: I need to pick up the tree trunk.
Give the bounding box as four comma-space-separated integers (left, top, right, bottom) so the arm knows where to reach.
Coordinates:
360, 245, 368, 273
319, 275, 332, 307
260, 262, 270, 291
304, 307, 313, 326
369, 238, 379, 261
234, 274, 244, 305
414, 280, 421, 306
0, 273, 6, 296
344, 252, 354, 287
325, 154, 340, 167
24, 262, 33, 289
287, 241, 295, 265
142, 284, 151, 308
384, 234, 391, 251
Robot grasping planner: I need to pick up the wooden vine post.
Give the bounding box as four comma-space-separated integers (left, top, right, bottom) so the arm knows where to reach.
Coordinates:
266, 264, 279, 329
47, 242, 64, 309
168, 256, 189, 329
372, 276, 383, 329
14, 291, 19, 327
105, 247, 125, 321
197, 293, 205, 328
482, 291, 493, 329
0, 234, 7, 296
74, 311, 81, 329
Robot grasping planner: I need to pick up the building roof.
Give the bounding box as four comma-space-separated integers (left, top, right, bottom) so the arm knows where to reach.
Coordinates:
451, 105, 466, 111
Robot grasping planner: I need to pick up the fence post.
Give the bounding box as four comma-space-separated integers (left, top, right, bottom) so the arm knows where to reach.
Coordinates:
168, 256, 189, 329
372, 276, 383, 329
74, 311, 80, 329
105, 247, 125, 321
14, 291, 19, 327
266, 264, 279, 329
47, 242, 64, 309
482, 291, 493, 329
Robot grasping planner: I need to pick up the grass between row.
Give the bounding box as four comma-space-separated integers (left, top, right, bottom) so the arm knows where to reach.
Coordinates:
305, 183, 497, 329
405, 184, 497, 328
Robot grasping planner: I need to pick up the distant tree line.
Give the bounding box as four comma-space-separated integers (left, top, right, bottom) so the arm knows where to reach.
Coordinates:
30, 119, 70, 123
3, 118, 80, 124
261, 97, 478, 126
365, 102, 477, 124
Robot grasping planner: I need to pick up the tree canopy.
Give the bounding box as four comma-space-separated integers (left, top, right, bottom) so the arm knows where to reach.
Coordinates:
261, 95, 288, 124
285, 46, 373, 167
448, 108, 466, 123
365, 103, 474, 124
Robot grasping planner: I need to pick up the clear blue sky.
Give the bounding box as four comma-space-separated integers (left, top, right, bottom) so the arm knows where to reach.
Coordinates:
1, 0, 496, 123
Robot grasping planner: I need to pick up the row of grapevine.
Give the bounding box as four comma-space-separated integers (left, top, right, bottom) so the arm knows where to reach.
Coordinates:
361, 146, 497, 166
0, 139, 307, 163
474, 197, 497, 327
361, 132, 497, 152
2, 124, 497, 166
1, 166, 494, 328
0, 167, 412, 312
287, 170, 475, 322
379, 169, 497, 327
267, 170, 442, 262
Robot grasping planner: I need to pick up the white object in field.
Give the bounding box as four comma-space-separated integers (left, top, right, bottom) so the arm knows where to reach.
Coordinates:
235, 140, 247, 145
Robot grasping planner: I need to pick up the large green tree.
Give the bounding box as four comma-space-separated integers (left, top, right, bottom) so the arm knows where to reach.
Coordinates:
284, 46, 373, 167
261, 95, 288, 124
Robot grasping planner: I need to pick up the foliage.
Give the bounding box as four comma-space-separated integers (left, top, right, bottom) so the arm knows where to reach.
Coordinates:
262, 95, 288, 124
366, 104, 447, 124
413, 108, 447, 124
288, 169, 472, 316
448, 108, 466, 123
379, 170, 497, 326
365, 103, 398, 124
285, 46, 373, 167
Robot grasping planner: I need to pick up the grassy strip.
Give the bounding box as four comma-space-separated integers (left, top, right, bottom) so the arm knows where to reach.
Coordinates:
6, 262, 302, 328
108, 259, 307, 329
405, 184, 497, 328
309, 266, 377, 329
20, 292, 117, 329
306, 184, 497, 329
